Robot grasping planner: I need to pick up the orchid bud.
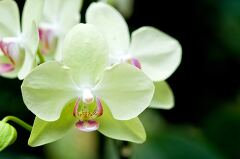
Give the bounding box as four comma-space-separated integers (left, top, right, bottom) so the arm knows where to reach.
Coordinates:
0, 121, 17, 152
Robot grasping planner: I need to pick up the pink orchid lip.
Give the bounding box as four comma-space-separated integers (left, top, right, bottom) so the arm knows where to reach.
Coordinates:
129, 57, 141, 69
0, 63, 14, 73
73, 97, 104, 132
75, 120, 99, 132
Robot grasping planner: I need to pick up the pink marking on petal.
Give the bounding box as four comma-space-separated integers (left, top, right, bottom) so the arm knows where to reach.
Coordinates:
96, 97, 103, 117
38, 28, 55, 55
0, 63, 14, 73
75, 120, 99, 132
73, 97, 81, 117
38, 28, 44, 41
130, 58, 141, 69
0, 40, 8, 55
0, 40, 17, 65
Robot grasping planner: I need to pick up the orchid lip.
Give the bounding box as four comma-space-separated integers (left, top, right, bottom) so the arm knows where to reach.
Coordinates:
75, 120, 99, 132
73, 96, 103, 132
0, 63, 14, 74
0, 38, 20, 69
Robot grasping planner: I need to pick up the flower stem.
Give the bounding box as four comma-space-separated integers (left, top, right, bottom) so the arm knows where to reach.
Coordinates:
37, 49, 45, 64
2, 116, 32, 131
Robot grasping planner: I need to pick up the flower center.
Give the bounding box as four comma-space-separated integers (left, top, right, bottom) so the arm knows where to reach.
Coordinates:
73, 95, 103, 132
38, 23, 58, 55
0, 37, 20, 73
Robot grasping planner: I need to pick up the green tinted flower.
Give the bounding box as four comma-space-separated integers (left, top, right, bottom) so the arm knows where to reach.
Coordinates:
38, 0, 83, 61
86, 2, 182, 109
21, 24, 154, 146
0, 0, 43, 79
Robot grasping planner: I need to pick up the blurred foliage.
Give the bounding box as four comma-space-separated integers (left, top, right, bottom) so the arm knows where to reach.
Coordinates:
45, 129, 98, 159
202, 0, 240, 59
203, 98, 240, 159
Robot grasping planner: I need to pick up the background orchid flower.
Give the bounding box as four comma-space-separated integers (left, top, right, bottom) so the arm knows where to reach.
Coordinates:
86, 2, 182, 110
38, 0, 83, 61
21, 24, 154, 146
0, 0, 43, 79
99, 0, 134, 18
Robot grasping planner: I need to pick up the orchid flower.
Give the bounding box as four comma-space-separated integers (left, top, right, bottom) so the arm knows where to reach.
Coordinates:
38, 0, 83, 61
0, 0, 43, 79
21, 24, 154, 146
86, 2, 182, 109
99, 0, 134, 18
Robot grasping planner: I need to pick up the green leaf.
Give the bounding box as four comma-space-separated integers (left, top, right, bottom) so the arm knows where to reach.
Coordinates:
97, 104, 146, 143
21, 61, 79, 121
28, 102, 76, 147
94, 63, 154, 120
129, 26, 182, 81
0, 0, 20, 36
22, 0, 44, 32
62, 23, 108, 87
149, 81, 174, 109
86, 2, 130, 55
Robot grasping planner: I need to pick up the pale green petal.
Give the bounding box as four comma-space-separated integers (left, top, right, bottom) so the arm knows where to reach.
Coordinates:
97, 104, 146, 143
22, 22, 39, 56
149, 81, 174, 109
0, 0, 20, 36
58, 0, 82, 34
62, 24, 108, 87
17, 51, 36, 80
94, 63, 154, 120
21, 61, 78, 121
28, 102, 76, 147
129, 26, 182, 81
22, 0, 44, 32
54, 38, 64, 62
86, 2, 130, 55
18, 22, 39, 79
43, 0, 82, 35
42, 0, 60, 21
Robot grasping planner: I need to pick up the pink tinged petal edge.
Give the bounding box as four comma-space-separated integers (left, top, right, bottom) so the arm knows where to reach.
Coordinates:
96, 97, 103, 116
73, 97, 81, 117
75, 120, 99, 132
130, 58, 141, 69
0, 63, 14, 73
